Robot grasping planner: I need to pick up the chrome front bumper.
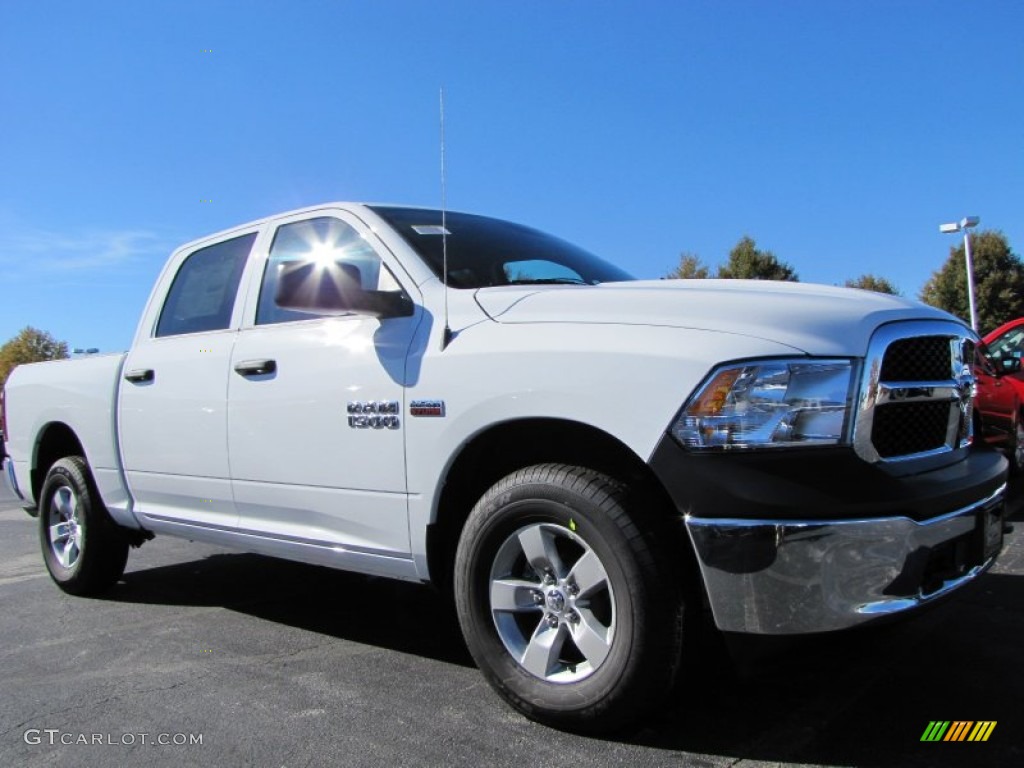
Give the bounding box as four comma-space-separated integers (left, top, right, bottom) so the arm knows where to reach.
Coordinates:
685, 483, 1006, 634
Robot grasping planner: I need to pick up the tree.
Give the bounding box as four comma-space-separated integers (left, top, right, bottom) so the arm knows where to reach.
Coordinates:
665, 252, 710, 279
717, 236, 798, 281
0, 327, 69, 388
844, 274, 900, 295
919, 230, 1024, 334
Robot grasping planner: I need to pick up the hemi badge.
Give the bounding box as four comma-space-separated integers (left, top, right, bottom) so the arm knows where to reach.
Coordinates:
410, 400, 446, 418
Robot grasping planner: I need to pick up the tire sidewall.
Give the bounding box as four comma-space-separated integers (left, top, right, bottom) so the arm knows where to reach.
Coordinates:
39, 461, 90, 585
1012, 412, 1024, 474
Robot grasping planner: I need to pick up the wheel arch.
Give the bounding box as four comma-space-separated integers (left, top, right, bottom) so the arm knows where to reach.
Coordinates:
31, 422, 86, 503
426, 417, 688, 594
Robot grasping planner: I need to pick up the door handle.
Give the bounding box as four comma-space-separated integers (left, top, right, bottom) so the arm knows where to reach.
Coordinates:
124, 368, 154, 383
234, 359, 277, 376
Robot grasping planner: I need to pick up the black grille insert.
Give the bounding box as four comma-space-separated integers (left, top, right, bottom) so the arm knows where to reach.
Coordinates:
871, 401, 951, 458
879, 336, 952, 382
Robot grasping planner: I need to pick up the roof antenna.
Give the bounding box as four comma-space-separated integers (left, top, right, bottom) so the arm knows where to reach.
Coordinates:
439, 86, 454, 350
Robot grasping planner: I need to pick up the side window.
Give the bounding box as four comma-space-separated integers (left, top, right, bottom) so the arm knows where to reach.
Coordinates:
156, 233, 256, 337
256, 216, 399, 325
988, 328, 1024, 363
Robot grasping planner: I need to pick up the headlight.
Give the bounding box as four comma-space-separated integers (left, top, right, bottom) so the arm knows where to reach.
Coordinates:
673, 359, 855, 450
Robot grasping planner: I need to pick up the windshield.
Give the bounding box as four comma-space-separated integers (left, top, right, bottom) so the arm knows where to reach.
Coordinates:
370, 206, 634, 289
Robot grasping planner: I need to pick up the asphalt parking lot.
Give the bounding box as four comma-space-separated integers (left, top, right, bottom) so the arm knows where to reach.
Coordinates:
1, 477, 1022, 768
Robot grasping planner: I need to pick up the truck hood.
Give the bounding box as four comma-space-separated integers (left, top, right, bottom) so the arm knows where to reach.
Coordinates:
474, 279, 964, 357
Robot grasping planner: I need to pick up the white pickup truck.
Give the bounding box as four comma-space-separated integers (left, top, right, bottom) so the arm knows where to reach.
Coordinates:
1, 203, 1008, 732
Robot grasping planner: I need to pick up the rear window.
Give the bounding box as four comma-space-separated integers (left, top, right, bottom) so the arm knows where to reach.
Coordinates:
156, 233, 256, 337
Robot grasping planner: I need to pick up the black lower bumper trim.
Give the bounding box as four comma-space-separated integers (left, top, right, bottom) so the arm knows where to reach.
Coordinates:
648, 436, 1007, 524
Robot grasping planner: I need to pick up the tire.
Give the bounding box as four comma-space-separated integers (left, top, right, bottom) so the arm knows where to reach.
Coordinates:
39, 456, 129, 595
1009, 412, 1024, 476
454, 463, 686, 733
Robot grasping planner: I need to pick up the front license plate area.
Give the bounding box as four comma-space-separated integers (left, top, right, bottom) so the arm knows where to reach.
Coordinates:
975, 499, 1005, 562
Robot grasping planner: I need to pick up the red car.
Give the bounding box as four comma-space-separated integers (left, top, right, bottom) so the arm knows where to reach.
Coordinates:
974, 318, 1024, 472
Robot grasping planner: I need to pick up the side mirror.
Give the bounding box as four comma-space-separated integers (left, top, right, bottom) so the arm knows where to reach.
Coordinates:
1001, 357, 1022, 374
274, 261, 413, 319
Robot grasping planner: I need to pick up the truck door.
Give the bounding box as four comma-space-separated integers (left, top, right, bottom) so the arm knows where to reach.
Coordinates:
227, 211, 421, 565
118, 230, 259, 529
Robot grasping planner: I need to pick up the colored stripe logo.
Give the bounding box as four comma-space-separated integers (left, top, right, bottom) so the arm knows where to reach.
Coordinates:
921, 721, 996, 742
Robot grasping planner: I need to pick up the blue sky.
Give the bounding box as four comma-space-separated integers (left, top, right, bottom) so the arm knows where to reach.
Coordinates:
1, 0, 1021, 352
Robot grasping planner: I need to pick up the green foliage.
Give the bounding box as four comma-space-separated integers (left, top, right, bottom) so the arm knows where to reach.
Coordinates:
717, 236, 798, 281
919, 230, 1024, 334
0, 327, 69, 389
665, 253, 710, 279
662, 237, 797, 282
844, 274, 900, 295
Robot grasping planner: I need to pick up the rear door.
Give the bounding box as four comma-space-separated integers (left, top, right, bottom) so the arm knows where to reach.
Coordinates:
227, 209, 422, 562
119, 229, 261, 528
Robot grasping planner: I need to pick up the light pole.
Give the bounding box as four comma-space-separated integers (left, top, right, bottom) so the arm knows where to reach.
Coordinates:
939, 216, 980, 332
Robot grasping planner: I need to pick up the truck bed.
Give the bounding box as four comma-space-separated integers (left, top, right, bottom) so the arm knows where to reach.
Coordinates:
4, 353, 134, 525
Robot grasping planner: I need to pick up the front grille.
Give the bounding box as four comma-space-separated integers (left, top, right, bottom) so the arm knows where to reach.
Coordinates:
871, 401, 952, 458
879, 336, 952, 381
854, 322, 974, 464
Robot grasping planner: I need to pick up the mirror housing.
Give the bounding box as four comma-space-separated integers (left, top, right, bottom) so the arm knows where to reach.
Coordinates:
274, 261, 413, 318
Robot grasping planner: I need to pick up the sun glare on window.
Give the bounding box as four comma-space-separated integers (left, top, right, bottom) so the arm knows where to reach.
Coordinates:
308, 242, 340, 270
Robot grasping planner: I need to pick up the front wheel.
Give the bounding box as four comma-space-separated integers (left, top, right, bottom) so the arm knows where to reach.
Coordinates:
39, 456, 129, 595
1010, 413, 1024, 475
454, 464, 686, 733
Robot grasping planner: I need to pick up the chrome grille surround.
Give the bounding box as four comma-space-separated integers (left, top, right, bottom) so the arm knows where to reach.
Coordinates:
853, 320, 977, 464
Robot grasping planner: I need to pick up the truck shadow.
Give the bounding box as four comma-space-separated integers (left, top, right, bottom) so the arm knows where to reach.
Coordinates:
107, 553, 475, 667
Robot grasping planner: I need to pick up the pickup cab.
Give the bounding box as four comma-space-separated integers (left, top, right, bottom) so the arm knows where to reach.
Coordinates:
1, 203, 1008, 732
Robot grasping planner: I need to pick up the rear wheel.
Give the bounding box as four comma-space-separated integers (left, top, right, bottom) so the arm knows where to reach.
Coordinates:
454, 464, 686, 733
39, 456, 129, 595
